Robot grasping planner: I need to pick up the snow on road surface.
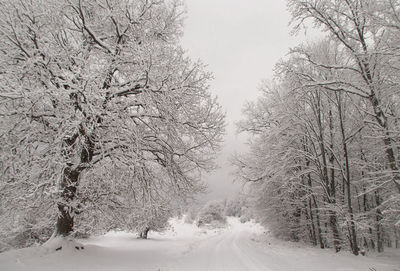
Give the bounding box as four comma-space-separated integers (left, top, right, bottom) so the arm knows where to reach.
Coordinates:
170, 218, 399, 271
171, 219, 274, 271
1, 217, 399, 271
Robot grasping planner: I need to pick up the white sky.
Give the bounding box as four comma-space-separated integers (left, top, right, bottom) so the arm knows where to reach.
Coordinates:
180, 0, 318, 202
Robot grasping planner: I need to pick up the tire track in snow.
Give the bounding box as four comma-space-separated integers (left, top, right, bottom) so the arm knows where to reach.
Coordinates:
171, 222, 275, 271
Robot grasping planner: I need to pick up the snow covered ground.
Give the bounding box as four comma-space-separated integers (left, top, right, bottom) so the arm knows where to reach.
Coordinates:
1, 217, 399, 271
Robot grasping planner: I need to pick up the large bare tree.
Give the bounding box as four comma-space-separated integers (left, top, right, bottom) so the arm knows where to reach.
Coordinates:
0, 0, 224, 250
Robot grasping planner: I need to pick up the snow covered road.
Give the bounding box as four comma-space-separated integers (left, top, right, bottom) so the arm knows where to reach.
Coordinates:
171, 222, 274, 271
170, 218, 399, 271
1, 217, 399, 271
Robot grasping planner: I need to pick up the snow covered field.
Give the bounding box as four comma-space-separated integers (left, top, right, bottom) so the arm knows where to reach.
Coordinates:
1, 217, 399, 271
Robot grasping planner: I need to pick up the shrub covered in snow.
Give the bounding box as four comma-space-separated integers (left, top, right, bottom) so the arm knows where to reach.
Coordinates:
0, 209, 54, 252
196, 200, 227, 228
225, 193, 253, 223
183, 206, 200, 224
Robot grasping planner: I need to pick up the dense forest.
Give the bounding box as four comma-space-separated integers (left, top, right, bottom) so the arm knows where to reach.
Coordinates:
235, 0, 400, 255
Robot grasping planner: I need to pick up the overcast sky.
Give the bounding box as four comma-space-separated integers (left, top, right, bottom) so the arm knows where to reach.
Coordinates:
180, 0, 318, 202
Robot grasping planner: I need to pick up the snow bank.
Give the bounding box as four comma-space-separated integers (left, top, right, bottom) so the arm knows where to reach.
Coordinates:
0, 217, 399, 271
42, 236, 84, 253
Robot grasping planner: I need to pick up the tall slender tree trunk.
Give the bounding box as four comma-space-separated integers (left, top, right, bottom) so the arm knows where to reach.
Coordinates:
359, 134, 376, 250
304, 135, 324, 248
369, 94, 400, 194
360, 58, 400, 194
337, 92, 358, 255
308, 171, 324, 249
302, 138, 317, 246
312, 190, 324, 249
375, 191, 384, 252
307, 198, 317, 246
314, 90, 341, 252
322, 138, 341, 252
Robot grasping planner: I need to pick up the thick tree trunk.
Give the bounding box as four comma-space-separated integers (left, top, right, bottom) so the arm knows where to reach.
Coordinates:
55, 167, 81, 236
55, 128, 94, 237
